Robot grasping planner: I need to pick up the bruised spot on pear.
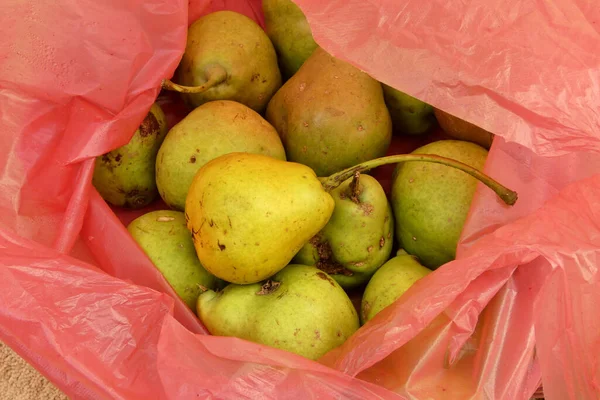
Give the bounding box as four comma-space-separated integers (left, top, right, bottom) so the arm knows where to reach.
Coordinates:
139, 112, 160, 137
255, 279, 281, 295
316, 271, 335, 286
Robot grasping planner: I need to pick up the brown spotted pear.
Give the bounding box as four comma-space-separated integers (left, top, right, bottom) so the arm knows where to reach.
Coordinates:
293, 172, 394, 290
197, 264, 359, 360
93, 103, 168, 208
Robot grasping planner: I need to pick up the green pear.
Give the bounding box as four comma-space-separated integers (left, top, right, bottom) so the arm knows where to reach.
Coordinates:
197, 264, 359, 360
391, 140, 489, 269
262, 0, 318, 80
185, 153, 335, 284
434, 108, 494, 149
127, 210, 223, 310
293, 172, 394, 289
265, 47, 392, 177
382, 85, 437, 135
162, 11, 282, 113
155, 100, 287, 211
361, 250, 432, 324
93, 103, 168, 208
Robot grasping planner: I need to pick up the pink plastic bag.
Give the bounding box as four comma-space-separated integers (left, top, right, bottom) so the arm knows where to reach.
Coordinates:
1, 0, 599, 399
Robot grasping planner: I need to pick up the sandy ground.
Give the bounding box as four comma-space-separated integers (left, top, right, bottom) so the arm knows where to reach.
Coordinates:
0, 341, 67, 400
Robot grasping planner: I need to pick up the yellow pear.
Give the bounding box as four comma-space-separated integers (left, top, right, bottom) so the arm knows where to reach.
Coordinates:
185, 153, 335, 284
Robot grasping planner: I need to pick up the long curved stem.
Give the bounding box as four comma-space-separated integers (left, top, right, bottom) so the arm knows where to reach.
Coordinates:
161, 65, 227, 94
320, 154, 518, 206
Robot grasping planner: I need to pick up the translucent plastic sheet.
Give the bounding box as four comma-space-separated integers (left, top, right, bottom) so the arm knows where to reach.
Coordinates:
1, 0, 599, 399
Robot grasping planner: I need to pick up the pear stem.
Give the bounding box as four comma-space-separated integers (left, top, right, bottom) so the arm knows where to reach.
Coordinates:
197, 284, 209, 293
320, 154, 518, 206
161, 65, 227, 94
349, 171, 361, 203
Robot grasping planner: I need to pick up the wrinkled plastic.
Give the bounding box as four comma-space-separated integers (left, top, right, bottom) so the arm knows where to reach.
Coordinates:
1, 0, 599, 399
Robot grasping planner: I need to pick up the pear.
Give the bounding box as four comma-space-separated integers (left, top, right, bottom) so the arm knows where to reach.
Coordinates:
185, 153, 335, 284
382, 85, 437, 135
161, 11, 282, 113
184, 151, 516, 287
155, 100, 286, 211
197, 264, 359, 360
361, 250, 432, 324
434, 108, 494, 149
93, 103, 168, 208
262, 0, 318, 80
265, 47, 392, 177
293, 172, 394, 289
127, 210, 223, 310
391, 140, 489, 269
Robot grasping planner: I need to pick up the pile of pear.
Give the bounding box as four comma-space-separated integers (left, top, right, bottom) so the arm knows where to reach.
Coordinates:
91, 2, 515, 361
